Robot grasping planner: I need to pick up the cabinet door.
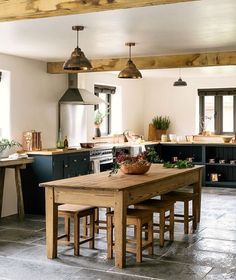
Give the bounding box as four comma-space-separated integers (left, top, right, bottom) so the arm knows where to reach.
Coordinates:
52, 155, 69, 179
68, 152, 90, 177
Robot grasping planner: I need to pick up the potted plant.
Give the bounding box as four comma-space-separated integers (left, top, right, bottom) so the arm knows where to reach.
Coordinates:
94, 109, 109, 137
0, 138, 21, 158
148, 116, 171, 140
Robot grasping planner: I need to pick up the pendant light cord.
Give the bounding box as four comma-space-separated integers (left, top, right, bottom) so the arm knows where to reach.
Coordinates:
129, 44, 131, 60
76, 30, 79, 48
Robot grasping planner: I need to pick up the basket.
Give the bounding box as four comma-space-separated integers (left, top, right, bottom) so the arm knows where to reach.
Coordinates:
120, 162, 151, 175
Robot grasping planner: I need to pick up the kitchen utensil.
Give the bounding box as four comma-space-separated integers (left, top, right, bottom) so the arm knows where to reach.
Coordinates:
230, 160, 236, 164
172, 156, 178, 162
209, 173, 221, 182
209, 158, 215, 164
219, 159, 225, 164
169, 134, 177, 142
161, 134, 168, 142
186, 135, 194, 142
186, 157, 194, 162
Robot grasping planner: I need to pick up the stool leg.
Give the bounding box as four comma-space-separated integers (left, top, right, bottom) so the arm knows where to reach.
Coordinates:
144, 223, 148, 240
107, 215, 113, 259
192, 198, 197, 232
95, 208, 99, 234
64, 216, 70, 242
147, 219, 153, 255
184, 201, 189, 234
89, 212, 95, 249
83, 216, 88, 237
136, 219, 142, 263
159, 210, 165, 247
169, 206, 174, 241
74, 214, 80, 256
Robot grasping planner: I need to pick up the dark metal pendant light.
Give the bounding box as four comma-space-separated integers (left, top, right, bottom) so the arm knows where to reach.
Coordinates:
173, 68, 187, 86
63, 26, 92, 71
118, 42, 142, 79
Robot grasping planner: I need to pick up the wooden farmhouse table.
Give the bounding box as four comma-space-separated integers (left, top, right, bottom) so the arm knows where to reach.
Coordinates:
40, 164, 203, 268
0, 157, 34, 220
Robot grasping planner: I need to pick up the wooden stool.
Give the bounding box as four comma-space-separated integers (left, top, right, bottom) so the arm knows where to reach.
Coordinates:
134, 199, 175, 247
83, 207, 111, 235
107, 209, 153, 263
162, 191, 198, 234
58, 204, 96, 256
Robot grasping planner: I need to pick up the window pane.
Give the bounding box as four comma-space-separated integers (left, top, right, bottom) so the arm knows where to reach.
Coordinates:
204, 96, 215, 132
97, 93, 109, 135
223, 96, 233, 132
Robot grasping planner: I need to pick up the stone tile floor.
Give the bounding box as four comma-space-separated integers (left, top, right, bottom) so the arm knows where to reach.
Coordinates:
0, 187, 236, 279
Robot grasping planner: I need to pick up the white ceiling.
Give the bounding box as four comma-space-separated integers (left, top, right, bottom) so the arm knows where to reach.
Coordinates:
0, 0, 235, 62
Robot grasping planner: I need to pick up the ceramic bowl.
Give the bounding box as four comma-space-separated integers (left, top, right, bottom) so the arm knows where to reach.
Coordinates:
120, 163, 151, 175
222, 136, 233, 143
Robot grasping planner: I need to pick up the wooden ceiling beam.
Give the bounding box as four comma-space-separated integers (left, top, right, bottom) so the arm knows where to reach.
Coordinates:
0, 0, 198, 22
47, 51, 236, 74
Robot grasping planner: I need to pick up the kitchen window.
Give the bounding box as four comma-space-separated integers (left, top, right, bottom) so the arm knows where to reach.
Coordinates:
94, 85, 116, 135
198, 88, 236, 134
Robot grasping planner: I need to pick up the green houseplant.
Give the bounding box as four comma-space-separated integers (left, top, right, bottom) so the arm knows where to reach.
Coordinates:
152, 116, 171, 130
148, 116, 171, 141
0, 138, 21, 157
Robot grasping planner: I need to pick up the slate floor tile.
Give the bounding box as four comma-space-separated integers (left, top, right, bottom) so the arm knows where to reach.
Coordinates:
0, 186, 236, 279
191, 238, 236, 254
0, 228, 45, 244
203, 268, 236, 280
110, 259, 212, 280
161, 247, 236, 269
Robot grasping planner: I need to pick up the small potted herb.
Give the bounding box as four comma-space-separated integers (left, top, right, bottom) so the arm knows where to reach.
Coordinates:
148, 116, 171, 140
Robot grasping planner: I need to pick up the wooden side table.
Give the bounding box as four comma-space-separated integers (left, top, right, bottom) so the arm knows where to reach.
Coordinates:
0, 157, 34, 220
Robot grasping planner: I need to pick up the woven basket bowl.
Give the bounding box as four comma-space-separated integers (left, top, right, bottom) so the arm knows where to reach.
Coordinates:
120, 163, 151, 175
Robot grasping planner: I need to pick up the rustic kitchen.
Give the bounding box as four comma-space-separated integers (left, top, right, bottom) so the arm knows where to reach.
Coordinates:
0, 1, 236, 279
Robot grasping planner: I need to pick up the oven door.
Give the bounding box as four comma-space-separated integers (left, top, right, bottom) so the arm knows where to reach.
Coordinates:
90, 156, 113, 173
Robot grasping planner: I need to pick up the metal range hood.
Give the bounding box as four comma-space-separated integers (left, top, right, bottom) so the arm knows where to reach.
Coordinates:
59, 73, 104, 105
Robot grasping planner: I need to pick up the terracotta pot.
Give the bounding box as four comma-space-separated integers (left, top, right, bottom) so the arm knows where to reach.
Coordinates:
148, 124, 167, 141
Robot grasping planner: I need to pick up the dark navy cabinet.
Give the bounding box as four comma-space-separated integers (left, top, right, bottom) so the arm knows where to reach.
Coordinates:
159, 143, 236, 188
21, 151, 90, 215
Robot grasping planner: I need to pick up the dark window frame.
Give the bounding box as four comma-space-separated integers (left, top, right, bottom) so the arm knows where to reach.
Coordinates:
198, 88, 236, 134
94, 85, 116, 135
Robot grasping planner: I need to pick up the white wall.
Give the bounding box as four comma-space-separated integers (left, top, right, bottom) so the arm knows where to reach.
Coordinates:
142, 67, 236, 138
78, 72, 145, 140
0, 53, 67, 217
78, 66, 236, 141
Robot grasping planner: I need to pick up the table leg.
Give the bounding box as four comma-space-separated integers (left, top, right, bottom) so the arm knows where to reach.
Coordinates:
193, 169, 202, 223
0, 168, 5, 218
46, 187, 58, 259
15, 166, 25, 220
114, 191, 127, 268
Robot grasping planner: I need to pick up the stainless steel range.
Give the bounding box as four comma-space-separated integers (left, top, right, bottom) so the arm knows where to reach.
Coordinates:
90, 148, 113, 173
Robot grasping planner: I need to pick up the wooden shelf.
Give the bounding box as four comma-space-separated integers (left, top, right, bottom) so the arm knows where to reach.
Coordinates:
205, 181, 236, 187
205, 163, 236, 167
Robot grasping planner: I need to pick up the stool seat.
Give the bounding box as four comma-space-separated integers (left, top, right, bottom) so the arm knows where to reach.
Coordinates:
107, 209, 153, 263
134, 199, 175, 247
58, 204, 96, 256
162, 191, 199, 234
58, 204, 95, 213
